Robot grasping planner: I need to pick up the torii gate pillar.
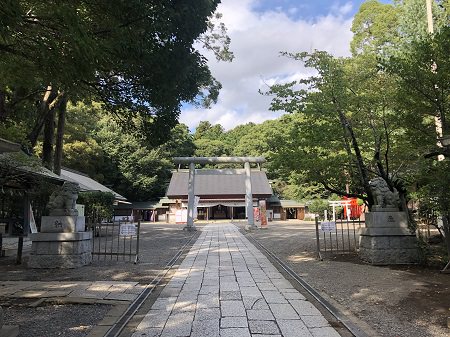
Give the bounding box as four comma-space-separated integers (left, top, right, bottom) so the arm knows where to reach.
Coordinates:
173, 157, 265, 230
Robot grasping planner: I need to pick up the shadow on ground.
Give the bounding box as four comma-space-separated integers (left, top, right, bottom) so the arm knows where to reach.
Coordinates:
0, 223, 199, 283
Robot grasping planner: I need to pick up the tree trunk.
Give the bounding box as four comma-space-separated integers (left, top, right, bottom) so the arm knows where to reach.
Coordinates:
27, 87, 68, 150
42, 107, 55, 170
0, 89, 6, 121
443, 215, 450, 263
336, 107, 374, 207
53, 94, 67, 175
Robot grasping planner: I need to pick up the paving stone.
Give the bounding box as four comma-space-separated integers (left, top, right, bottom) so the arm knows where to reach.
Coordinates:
221, 300, 246, 317
199, 285, 219, 295
194, 307, 221, 321
248, 320, 280, 335
105, 292, 138, 301
247, 309, 274, 321
256, 283, 275, 291
220, 276, 237, 283
221, 282, 240, 291
161, 312, 193, 337
220, 327, 251, 337
159, 287, 181, 298
268, 303, 299, 320
131, 327, 162, 337
289, 299, 323, 316
301, 315, 330, 328
220, 317, 248, 328
197, 294, 219, 308
281, 291, 306, 300
240, 287, 262, 297
310, 327, 342, 337
125, 284, 148, 295
42, 290, 72, 297
192, 318, 220, 337
220, 290, 241, 300
250, 335, 281, 337
261, 290, 288, 304
151, 297, 177, 311
138, 309, 170, 328
277, 319, 313, 337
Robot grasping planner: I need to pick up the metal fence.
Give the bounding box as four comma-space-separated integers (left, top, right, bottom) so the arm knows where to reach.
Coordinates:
314, 217, 364, 260
89, 220, 140, 263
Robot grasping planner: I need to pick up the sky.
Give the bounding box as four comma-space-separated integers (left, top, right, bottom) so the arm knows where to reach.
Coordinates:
180, 0, 391, 132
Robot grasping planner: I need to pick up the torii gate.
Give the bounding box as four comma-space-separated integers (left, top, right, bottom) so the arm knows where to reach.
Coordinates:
173, 157, 266, 231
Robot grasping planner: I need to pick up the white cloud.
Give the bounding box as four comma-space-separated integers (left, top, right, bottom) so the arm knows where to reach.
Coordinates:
180, 0, 354, 131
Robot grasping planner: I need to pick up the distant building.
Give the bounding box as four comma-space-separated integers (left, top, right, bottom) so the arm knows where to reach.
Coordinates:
165, 168, 273, 222
266, 196, 305, 221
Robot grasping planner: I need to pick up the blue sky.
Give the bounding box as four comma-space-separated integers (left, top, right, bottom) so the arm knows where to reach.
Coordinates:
180, 0, 393, 131
252, 0, 391, 19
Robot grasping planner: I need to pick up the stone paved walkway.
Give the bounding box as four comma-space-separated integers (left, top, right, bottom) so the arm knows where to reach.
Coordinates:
0, 281, 145, 302
132, 224, 341, 337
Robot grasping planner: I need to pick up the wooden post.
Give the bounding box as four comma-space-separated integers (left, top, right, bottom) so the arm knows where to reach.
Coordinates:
315, 216, 322, 260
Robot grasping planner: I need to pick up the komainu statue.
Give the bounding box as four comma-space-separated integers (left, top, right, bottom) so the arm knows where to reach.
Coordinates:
369, 177, 400, 209
47, 182, 80, 216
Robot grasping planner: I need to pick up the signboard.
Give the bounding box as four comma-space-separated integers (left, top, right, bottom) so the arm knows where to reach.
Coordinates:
253, 207, 260, 222
175, 209, 188, 224
29, 204, 37, 234
321, 221, 336, 233
259, 200, 268, 228
120, 223, 137, 236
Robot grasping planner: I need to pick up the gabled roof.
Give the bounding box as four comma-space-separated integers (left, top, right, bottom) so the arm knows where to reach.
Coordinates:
115, 200, 168, 210
60, 168, 126, 201
0, 138, 21, 153
280, 200, 305, 208
166, 169, 273, 198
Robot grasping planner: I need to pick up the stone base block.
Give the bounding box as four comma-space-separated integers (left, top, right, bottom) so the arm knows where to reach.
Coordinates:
28, 232, 92, 269
40, 215, 85, 233
359, 235, 418, 265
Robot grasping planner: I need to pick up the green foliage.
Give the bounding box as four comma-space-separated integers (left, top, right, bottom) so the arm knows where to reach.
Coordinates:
78, 191, 115, 223
351, 0, 399, 55
308, 199, 329, 215
0, 0, 230, 161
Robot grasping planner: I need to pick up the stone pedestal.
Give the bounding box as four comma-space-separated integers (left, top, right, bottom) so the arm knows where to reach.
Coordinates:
28, 232, 92, 268
40, 215, 85, 233
359, 210, 418, 265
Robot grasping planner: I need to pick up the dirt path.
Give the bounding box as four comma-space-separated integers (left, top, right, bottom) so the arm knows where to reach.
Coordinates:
241, 221, 449, 337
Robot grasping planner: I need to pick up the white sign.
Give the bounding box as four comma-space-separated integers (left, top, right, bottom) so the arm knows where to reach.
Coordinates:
321, 221, 336, 233
175, 209, 187, 224
119, 223, 137, 236
29, 204, 37, 234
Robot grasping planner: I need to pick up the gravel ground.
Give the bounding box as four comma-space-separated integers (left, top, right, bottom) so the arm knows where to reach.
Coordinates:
0, 223, 199, 337
1, 221, 448, 337
240, 221, 449, 337
0, 223, 199, 283
2, 299, 111, 337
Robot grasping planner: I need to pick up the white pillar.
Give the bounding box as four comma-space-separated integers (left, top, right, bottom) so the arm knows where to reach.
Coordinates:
185, 162, 196, 231
245, 161, 256, 229
345, 203, 351, 221
332, 204, 336, 222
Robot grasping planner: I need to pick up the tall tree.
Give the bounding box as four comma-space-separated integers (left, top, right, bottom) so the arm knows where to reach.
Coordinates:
0, 1, 230, 170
